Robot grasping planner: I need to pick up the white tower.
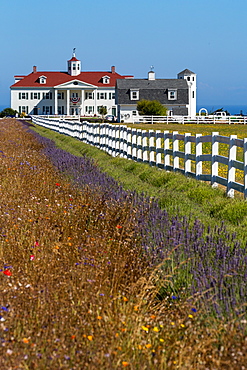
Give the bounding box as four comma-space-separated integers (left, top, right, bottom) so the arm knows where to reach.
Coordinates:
177, 69, 197, 117
67, 48, 81, 76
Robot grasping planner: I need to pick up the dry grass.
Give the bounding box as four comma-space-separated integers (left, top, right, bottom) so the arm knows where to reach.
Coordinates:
0, 119, 246, 369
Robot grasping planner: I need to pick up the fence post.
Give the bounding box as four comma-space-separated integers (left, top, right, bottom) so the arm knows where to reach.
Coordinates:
244, 138, 247, 199
196, 134, 202, 180
184, 133, 191, 176
173, 131, 179, 171
127, 127, 132, 159
142, 130, 149, 164
164, 130, 170, 170
211, 132, 219, 187
227, 135, 237, 198
119, 125, 124, 157
132, 128, 137, 161
137, 129, 143, 162
156, 130, 163, 168
123, 126, 128, 159
115, 125, 120, 156
149, 130, 156, 166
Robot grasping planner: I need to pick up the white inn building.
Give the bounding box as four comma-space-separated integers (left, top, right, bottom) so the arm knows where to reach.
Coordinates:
10, 51, 133, 116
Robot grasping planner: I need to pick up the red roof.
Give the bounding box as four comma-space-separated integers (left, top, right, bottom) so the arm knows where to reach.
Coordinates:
68, 57, 79, 62
11, 71, 133, 88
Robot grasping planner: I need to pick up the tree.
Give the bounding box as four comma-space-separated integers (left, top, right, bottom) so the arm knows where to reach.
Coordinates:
137, 100, 167, 116
98, 105, 107, 122
0, 108, 18, 118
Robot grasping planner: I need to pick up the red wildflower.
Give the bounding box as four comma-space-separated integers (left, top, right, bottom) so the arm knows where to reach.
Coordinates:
3, 269, 12, 276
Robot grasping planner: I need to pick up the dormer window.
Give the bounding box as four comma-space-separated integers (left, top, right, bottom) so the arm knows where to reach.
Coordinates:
39, 75, 47, 84
102, 76, 110, 84
168, 89, 177, 100
130, 89, 139, 100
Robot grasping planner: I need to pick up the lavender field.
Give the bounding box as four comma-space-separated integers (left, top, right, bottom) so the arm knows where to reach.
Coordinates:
0, 119, 247, 369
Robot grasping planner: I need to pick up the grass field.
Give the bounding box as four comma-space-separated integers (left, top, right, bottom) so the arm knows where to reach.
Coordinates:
1, 119, 247, 369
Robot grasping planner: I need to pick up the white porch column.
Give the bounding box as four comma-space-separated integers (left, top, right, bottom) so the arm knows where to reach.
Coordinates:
54, 89, 58, 115
66, 90, 70, 115
80, 90, 84, 116
94, 89, 97, 116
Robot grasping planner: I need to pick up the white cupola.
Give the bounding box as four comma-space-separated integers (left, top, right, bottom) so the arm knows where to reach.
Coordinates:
148, 66, 155, 80
67, 48, 81, 76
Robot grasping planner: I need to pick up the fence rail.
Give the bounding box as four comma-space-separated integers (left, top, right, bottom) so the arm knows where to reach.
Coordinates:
31, 116, 247, 198
133, 115, 247, 125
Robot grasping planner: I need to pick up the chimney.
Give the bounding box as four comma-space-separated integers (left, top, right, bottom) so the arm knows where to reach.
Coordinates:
111, 66, 116, 74
33, 66, 37, 73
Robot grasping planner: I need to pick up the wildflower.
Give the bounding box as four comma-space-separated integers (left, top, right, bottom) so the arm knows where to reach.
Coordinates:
97, 316, 102, 320
3, 270, 12, 276
191, 308, 197, 313
122, 361, 129, 367
188, 314, 193, 319
23, 338, 29, 344
134, 305, 139, 311
123, 297, 128, 302
180, 324, 185, 328
87, 335, 93, 341
71, 335, 76, 340
145, 343, 152, 349
159, 338, 164, 343
1, 306, 9, 312
171, 295, 177, 300
142, 326, 149, 332
116, 225, 123, 229
153, 327, 159, 332
30, 255, 35, 261
150, 314, 156, 319
171, 322, 175, 326
55, 183, 60, 186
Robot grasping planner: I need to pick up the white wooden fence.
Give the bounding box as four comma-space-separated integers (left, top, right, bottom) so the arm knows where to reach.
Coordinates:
31, 116, 247, 198
134, 115, 247, 125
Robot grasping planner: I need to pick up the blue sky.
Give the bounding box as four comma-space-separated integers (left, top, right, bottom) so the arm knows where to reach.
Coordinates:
1, 0, 247, 110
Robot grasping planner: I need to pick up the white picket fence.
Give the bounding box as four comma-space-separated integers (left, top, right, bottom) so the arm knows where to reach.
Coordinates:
31, 116, 247, 198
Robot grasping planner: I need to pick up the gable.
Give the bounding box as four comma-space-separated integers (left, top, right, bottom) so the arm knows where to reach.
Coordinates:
55, 79, 97, 89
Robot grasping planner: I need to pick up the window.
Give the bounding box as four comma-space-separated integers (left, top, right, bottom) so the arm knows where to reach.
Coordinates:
33, 92, 40, 99
168, 89, 177, 100
85, 106, 94, 114
73, 63, 76, 70
21, 92, 28, 99
19, 106, 28, 113
112, 93, 115, 99
39, 76, 47, 84
130, 90, 139, 100
97, 92, 107, 100
58, 106, 64, 114
58, 92, 64, 100
187, 77, 190, 81
132, 110, 137, 116
85, 92, 94, 99
103, 76, 110, 84
192, 91, 195, 98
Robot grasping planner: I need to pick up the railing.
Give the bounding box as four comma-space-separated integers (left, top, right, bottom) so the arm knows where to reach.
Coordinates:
31, 116, 247, 198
